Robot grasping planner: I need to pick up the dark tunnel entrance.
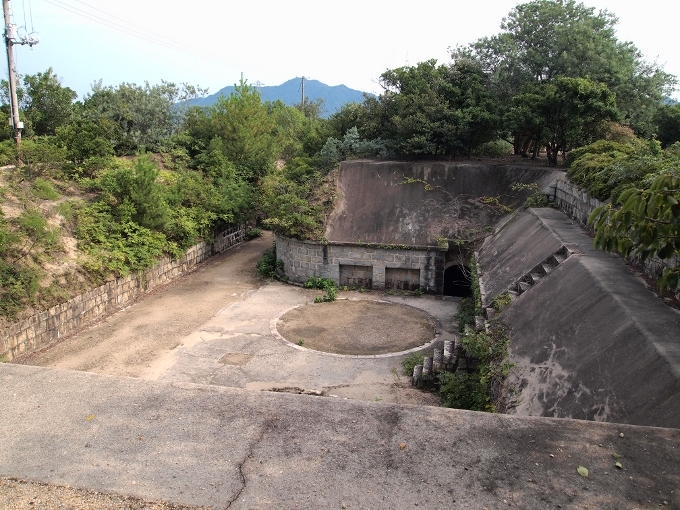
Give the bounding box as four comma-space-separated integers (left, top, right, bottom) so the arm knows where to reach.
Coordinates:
443, 265, 472, 297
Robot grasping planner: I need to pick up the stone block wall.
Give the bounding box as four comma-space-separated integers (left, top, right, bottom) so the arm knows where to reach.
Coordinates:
1, 224, 245, 361
554, 178, 679, 296
275, 235, 445, 292
554, 179, 605, 227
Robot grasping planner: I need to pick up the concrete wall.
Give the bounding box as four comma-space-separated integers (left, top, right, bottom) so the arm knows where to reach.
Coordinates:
554, 178, 679, 297
1, 225, 245, 361
328, 160, 563, 246
275, 235, 445, 292
478, 208, 680, 427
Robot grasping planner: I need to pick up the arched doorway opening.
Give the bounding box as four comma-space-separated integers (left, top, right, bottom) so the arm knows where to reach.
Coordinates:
443, 264, 472, 297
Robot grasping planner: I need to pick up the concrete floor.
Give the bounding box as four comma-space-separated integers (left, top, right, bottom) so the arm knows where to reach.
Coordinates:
147, 280, 457, 405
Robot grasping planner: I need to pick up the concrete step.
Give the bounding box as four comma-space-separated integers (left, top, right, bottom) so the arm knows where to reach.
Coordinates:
542, 263, 555, 274
527, 272, 543, 284
551, 253, 566, 265
518, 281, 532, 293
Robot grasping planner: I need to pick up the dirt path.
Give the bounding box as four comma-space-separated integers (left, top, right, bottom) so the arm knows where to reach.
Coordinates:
17, 233, 274, 377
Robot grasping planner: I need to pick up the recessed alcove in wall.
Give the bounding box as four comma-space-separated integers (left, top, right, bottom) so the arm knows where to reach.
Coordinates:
385, 267, 420, 291
339, 264, 373, 289
443, 264, 472, 297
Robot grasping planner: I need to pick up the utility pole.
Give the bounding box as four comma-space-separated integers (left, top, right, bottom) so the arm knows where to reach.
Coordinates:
300, 76, 305, 109
3, 0, 38, 146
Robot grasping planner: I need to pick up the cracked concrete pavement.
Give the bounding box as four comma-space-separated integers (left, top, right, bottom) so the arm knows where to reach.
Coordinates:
2, 362, 679, 509
4, 231, 680, 508
144, 279, 454, 405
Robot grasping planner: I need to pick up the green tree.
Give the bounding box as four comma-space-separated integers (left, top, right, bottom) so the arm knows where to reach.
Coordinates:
97, 154, 169, 230
654, 103, 680, 148
55, 118, 114, 166
461, 0, 675, 148
506, 77, 619, 164
589, 171, 680, 292
81, 80, 206, 155
366, 59, 499, 157
1, 68, 77, 138
22, 68, 77, 136
266, 99, 330, 161
185, 80, 276, 182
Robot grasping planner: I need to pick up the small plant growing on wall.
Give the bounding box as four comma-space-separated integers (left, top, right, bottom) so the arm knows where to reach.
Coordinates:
511, 182, 548, 208
491, 292, 512, 313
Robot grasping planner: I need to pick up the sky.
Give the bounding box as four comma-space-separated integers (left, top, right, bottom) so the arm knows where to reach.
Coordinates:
6, 0, 680, 100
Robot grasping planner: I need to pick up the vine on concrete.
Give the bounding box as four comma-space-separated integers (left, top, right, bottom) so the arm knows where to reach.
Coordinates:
439, 253, 514, 412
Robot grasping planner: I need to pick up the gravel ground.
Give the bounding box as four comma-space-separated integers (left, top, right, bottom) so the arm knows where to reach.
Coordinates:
0, 478, 209, 510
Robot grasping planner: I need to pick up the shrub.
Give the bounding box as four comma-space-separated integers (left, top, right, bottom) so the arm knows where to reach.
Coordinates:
471, 139, 513, 157
0, 140, 16, 166
0, 259, 40, 319
73, 201, 168, 279
401, 352, 424, 376
257, 243, 281, 279
17, 138, 68, 177
303, 276, 334, 289
511, 182, 547, 208
32, 177, 60, 200
244, 227, 262, 240
438, 371, 489, 410
457, 297, 475, 332
439, 324, 513, 412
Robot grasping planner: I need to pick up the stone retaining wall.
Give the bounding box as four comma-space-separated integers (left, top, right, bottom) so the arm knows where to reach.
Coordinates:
275, 235, 445, 292
554, 178, 679, 296
553, 179, 605, 227
1, 224, 245, 361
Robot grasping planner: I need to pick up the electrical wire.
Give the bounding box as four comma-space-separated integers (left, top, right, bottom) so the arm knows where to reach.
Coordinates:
43, 0, 230, 66
69, 0, 179, 48
29, 0, 36, 32
22, 0, 28, 31
44, 0, 189, 51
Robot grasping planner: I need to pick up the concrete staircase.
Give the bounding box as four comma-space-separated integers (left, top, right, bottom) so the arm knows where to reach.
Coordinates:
487, 245, 574, 318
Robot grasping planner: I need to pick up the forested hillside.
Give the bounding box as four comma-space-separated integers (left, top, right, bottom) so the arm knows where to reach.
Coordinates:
1, 0, 679, 325
190, 78, 368, 117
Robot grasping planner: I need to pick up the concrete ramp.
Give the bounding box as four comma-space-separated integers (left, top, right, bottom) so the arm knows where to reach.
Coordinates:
477, 210, 565, 300
327, 161, 562, 246
479, 209, 680, 428
1, 363, 679, 508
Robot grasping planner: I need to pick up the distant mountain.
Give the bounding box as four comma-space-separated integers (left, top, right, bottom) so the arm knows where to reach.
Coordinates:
189, 78, 369, 117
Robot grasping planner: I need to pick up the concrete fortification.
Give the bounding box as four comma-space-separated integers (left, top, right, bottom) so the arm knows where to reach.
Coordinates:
2, 159, 679, 507
478, 208, 680, 428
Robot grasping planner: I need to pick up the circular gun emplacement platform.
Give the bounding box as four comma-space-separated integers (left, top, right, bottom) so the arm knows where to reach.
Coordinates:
276, 300, 436, 355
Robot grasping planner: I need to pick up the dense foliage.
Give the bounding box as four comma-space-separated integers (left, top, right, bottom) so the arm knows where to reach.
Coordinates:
320, 0, 675, 164
1, 0, 679, 322
589, 171, 680, 292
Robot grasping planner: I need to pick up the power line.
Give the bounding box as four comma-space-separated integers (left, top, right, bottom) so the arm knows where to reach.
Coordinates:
42, 0, 231, 67
69, 0, 185, 49
28, 0, 34, 31
44, 0, 190, 52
